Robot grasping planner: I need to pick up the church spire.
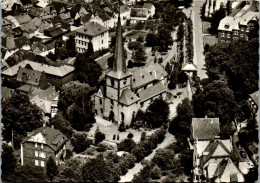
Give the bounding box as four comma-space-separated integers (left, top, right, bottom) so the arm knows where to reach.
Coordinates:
113, 1, 126, 73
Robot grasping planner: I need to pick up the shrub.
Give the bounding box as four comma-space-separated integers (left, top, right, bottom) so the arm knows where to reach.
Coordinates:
118, 138, 136, 153
118, 122, 126, 132
71, 133, 93, 153
151, 166, 161, 179
141, 131, 147, 141
137, 36, 144, 42
95, 128, 105, 145
65, 149, 73, 160
97, 143, 108, 152
127, 133, 134, 139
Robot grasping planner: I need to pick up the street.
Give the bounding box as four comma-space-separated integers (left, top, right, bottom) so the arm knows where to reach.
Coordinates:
191, 0, 208, 79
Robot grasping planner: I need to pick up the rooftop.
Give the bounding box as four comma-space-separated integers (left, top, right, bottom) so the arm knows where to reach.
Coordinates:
138, 82, 166, 102
75, 22, 109, 36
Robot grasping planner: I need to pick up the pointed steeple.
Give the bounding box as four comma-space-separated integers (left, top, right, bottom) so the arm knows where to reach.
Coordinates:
113, 1, 126, 74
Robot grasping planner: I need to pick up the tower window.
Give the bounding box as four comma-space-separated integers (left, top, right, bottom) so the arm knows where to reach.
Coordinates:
123, 79, 127, 85
110, 99, 114, 105
99, 99, 102, 104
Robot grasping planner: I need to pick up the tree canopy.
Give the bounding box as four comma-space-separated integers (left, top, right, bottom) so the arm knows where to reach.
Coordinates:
205, 39, 259, 100
46, 156, 58, 181
2, 94, 43, 149
192, 80, 238, 125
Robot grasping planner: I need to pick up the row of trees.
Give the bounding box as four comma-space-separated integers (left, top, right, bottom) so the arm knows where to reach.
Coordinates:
185, 19, 194, 63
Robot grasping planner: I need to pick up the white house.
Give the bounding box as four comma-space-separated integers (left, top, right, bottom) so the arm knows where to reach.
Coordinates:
75, 22, 109, 53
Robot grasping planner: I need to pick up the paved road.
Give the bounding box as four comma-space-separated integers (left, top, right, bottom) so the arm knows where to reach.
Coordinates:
119, 132, 176, 182
192, 0, 208, 79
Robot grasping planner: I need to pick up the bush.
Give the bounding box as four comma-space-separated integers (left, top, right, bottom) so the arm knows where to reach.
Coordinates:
118, 122, 126, 132
96, 143, 108, 152
118, 138, 136, 153
127, 133, 134, 139
71, 133, 93, 153
95, 128, 105, 145
151, 166, 161, 179
141, 131, 147, 141
65, 149, 73, 160
137, 36, 144, 42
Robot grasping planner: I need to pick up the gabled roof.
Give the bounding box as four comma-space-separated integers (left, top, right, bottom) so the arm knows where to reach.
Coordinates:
44, 27, 64, 37
75, 22, 109, 36
249, 91, 258, 106
14, 36, 30, 48
20, 21, 37, 33
138, 82, 166, 102
191, 118, 220, 140
15, 14, 31, 24
182, 63, 197, 71
2, 87, 15, 101
51, 15, 64, 24
59, 12, 71, 20
17, 84, 36, 93
143, 3, 154, 10
17, 67, 43, 86
2, 18, 13, 26
132, 63, 167, 89
52, 1, 66, 13
119, 88, 140, 105
4, 37, 16, 51
22, 127, 68, 151
30, 86, 59, 114
81, 14, 92, 23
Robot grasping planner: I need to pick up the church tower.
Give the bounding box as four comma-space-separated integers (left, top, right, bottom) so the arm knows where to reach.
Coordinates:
103, 5, 134, 123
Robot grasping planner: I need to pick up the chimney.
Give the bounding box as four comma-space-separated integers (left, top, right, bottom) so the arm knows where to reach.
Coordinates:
51, 125, 54, 129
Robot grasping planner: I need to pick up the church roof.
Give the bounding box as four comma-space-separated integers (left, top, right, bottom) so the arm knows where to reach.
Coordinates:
138, 82, 166, 102
119, 88, 140, 106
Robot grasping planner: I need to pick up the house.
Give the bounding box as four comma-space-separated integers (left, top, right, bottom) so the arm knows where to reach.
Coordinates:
16, 67, 49, 90
14, 36, 31, 50
191, 117, 253, 182
94, 15, 168, 126
218, 9, 259, 43
44, 27, 64, 39
51, 96, 59, 118
119, 5, 131, 25
30, 86, 59, 117
15, 14, 32, 26
74, 22, 109, 52
31, 42, 48, 55
1, 0, 22, 11
42, 6, 57, 18
21, 126, 68, 167
130, 3, 155, 24
20, 22, 38, 39
2, 60, 75, 88
31, 17, 53, 33
5, 15, 20, 27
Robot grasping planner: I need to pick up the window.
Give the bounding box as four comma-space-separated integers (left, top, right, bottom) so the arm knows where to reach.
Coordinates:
240, 34, 244, 38
41, 161, 44, 167
111, 79, 114, 87
35, 143, 38, 148
102, 40, 103, 44
221, 32, 225, 37
35, 151, 39, 157
245, 36, 249, 41
241, 27, 245, 31
123, 79, 127, 85
99, 99, 102, 104
110, 99, 114, 105
41, 144, 43, 149
227, 34, 230, 38
35, 160, 39, 166
39, 152, 46, 158
234, 31, 238, 35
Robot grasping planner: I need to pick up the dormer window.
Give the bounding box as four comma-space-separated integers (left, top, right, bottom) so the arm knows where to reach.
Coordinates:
224, 23, 229, 29
35, 143, 38, 148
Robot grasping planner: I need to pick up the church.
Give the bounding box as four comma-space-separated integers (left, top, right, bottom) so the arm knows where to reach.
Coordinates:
94, 12, 169, 126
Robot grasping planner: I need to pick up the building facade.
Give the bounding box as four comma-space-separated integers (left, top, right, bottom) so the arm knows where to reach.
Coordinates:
21, 126, 68, 167
75, 22, 109, 53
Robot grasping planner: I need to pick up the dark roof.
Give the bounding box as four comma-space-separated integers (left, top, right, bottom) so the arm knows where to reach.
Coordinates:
70, 3, 82, 18
191, 118, 220, 140
44, 27, 64, 37
28, 7, 44, 17
51, 15, 64, 24
22, 127, 68, 152
119, 88, 140, 105
81, 14, 92, 23
14, 36, 30, 48
213, 159, 228, 178
17, 67, 43, 86
17, 84, 36, 93
75, 22, 108, 36
52, 1, 66, 13
138, 82, 167, 102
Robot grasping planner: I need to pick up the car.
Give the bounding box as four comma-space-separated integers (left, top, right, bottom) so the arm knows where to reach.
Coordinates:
240, 151, 247, 158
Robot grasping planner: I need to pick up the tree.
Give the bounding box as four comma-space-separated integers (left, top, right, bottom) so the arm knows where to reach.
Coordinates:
135, 21, 145, 30
192, 80, 238, 126
137, 36, 144, 42
132, 164, 152, 182
71, 133, 93, 153
165, 62, 172, 75
74, 53, 102, 87
145, 98, 169, 128
49, 113, 74, 138
208, 7, 226, 35
169, 98, 194, 136
133, 46, 147, 64
46, 156, 58, 181
145, 33, 158, 47
95, 128, 105, 145
1, 143, 16, 177
151, 165, 161, 179
117, 138, 136, 153
2, 94, 43, 149
141, 131, 147, 141
66, 35, 76, 57
81, 155, 120, 182
46, 52, 58, 61
152, 148, 175, 170
86, 41, 94, 57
